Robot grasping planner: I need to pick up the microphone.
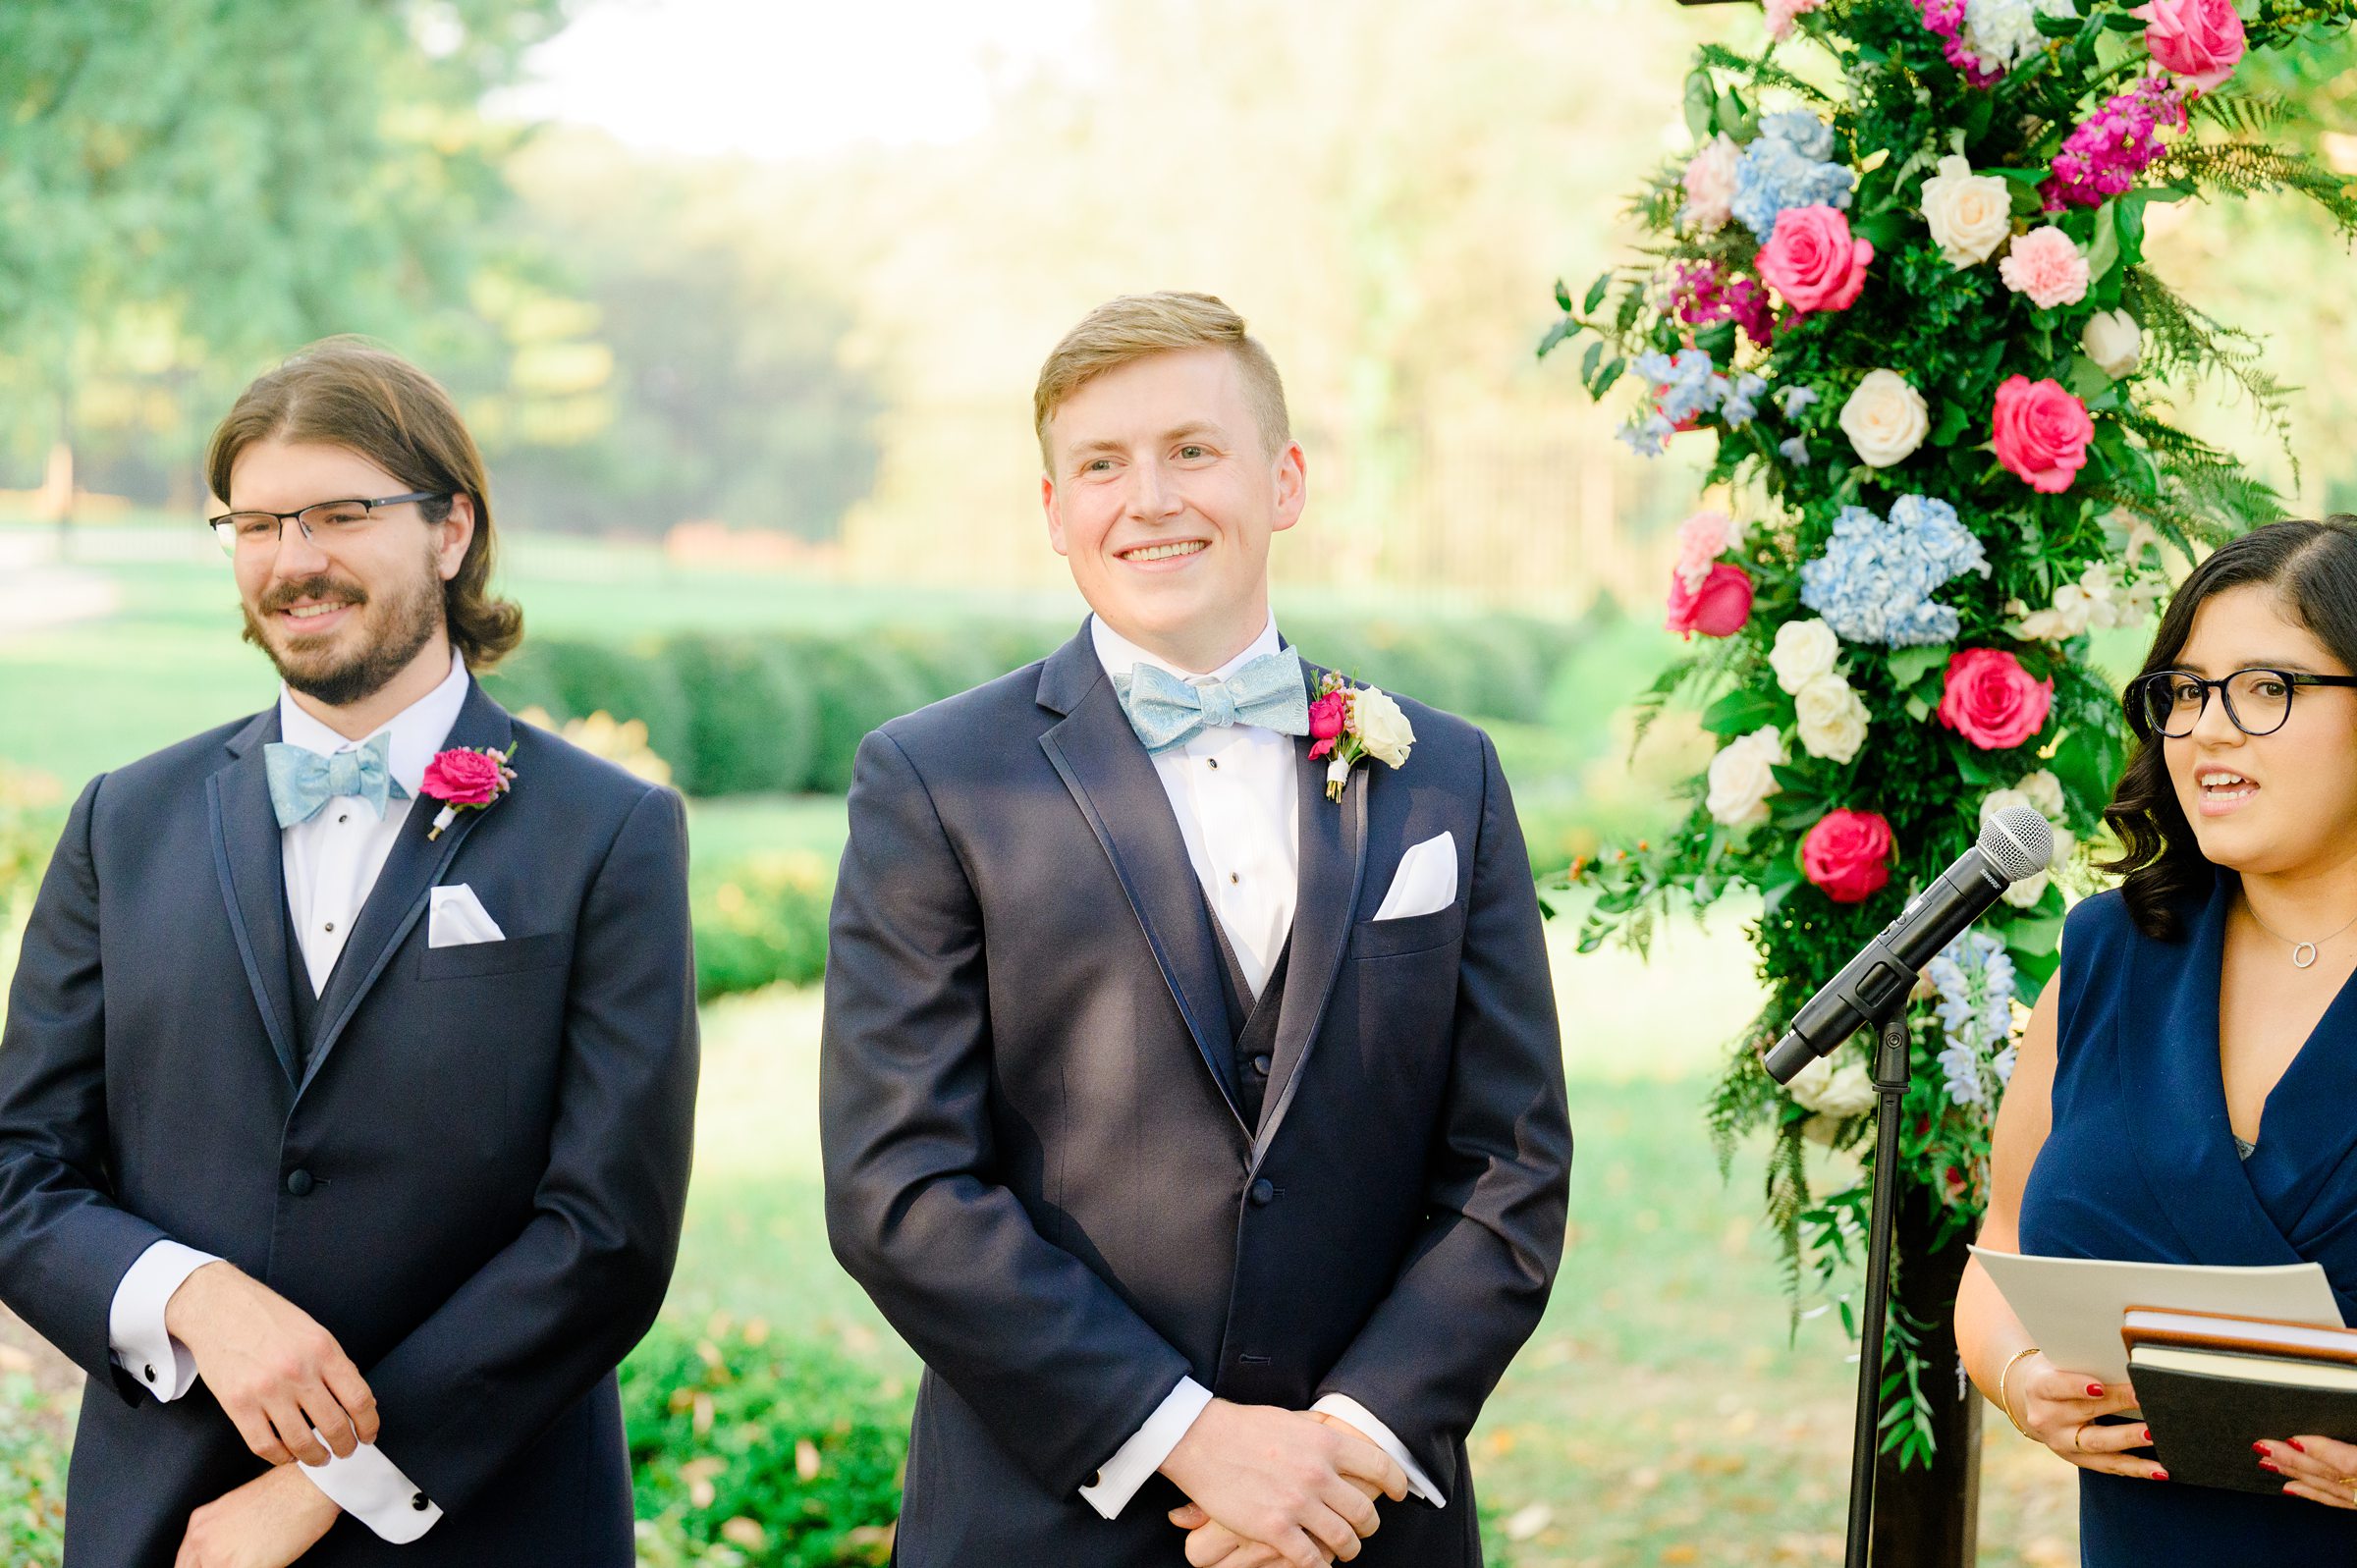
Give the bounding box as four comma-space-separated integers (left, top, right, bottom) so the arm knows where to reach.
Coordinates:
1763, 804, 2055, 1085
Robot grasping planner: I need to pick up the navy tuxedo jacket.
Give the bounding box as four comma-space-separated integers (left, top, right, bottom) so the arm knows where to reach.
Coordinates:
0, 681, 698, 1566
821, 623, 1572, 1567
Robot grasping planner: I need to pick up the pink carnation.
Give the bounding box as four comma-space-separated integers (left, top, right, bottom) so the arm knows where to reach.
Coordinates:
1766, 0, 1825, 40
2134, 0, 2245, 92
1801, 810, 1895, 903
1665, 563, 1754, 639
1991, 375, 2095, 494
1756, 206, 1872, 317
1937, 649, 2055, 751
1998, 228, 2091, 309
1672, 508, 1739, 591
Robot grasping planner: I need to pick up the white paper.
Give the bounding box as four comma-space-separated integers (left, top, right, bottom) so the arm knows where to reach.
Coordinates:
1971, 1246, 2344, 1383
1373, 832, 1457, 922
427, 884, 506, 948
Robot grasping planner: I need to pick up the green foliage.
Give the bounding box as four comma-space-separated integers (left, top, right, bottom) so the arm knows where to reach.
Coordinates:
691, 856, 835, 1003
623, 1323, 907, 1568
0, 1376, 68, 1568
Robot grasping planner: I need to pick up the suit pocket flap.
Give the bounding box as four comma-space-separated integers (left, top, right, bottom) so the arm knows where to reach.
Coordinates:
1346, 902, 1467, 960
417, 930, 572, 981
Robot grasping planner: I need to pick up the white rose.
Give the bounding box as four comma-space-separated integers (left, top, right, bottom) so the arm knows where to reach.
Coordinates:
1787, 1054, 1877, 1118
1793, 673, 1871, 764
2000, 868, 2052, 908
1980, 786, 2037, 832
1839, 369, 1930, 468
2014, 769, 2066, 822
1705, 726, 1786, 829
1769, 618, 1841, 694
1347, 687, 1416, 768
1920, 154, 2014, 268
2082, 308, 2143, 379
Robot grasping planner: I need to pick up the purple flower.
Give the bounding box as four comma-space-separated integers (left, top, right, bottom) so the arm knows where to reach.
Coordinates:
2041, 77, 2188, 209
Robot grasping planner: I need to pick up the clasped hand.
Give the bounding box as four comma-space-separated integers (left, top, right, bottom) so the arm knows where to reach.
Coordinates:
165, 1263, 366, 1566
1158, 1400, 1409, 1567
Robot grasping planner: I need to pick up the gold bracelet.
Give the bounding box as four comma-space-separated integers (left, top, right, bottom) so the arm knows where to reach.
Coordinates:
1998, 1345, 2041, 1438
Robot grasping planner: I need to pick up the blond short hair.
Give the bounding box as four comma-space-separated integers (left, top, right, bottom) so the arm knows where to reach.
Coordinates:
1033, 292, 1291, 466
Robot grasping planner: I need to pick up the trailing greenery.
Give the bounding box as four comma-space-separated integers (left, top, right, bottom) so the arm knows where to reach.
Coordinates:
1541, 0, 2357, 1467
622, 1322, 908, 1568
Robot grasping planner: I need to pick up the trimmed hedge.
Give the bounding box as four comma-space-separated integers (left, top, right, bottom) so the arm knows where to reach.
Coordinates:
623, 1322, 907, 1567
485, 613, 1592, 799
691, 855, 832, 1002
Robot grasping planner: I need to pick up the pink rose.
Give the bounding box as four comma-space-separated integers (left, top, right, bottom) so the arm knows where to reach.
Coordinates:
1998, 227, 2091, 309
2133, 0, 2245, 91
1991, 375, 2095, 494
1665, 562, 1754, 639
1672, 508, 1738, 591
422, 747, 506, 806
1306, 691, 1349, 760
1937, 648, 2055, 751
1755, 206, 1873, 317
1801, 809, 1895, 903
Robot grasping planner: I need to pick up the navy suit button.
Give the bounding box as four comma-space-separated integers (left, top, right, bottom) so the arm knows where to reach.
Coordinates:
285, 1169, 315, 1197
1247, 1178, 1275, 1208
1250, 1054, 1272, 1077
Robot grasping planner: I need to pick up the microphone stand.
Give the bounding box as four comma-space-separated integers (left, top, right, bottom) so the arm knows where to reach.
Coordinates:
1843, 1003, 1914, 1568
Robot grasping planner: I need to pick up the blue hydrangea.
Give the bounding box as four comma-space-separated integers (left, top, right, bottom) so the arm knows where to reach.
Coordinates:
1776, 385, 1821, 420
1798, 494, 1991, 645
1622, 349, 1749, 456
1779, 434, 1812, 466
1927, 931, 2017, 1108
1730, 116, 1856, 242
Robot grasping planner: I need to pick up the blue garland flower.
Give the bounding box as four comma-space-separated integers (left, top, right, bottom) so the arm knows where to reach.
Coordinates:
1730, 115, 1855, 241
1797, 494, 1990, 645
1927, 931, 2017, 1108
1623, 349, 1753, 455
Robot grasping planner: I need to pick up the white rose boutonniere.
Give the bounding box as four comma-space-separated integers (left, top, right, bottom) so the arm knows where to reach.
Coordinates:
1308, 674, 1416, 802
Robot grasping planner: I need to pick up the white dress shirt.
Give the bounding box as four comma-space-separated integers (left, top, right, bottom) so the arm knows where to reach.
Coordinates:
106, 651, 471, 1543
1076, 616, 1443, 1520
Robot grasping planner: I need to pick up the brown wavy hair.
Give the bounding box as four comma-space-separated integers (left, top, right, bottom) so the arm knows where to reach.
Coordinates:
2104, 516, 2357, 940
206, 337, 523, 671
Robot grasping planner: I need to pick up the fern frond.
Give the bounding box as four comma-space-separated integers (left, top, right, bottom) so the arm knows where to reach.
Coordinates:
1697, 42, 1836, 105
2156, 140, 2357, 234
2118, 271, 2302, 467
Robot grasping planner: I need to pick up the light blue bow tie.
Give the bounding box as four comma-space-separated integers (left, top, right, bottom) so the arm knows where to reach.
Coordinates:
263, 731, 408, 829
1115, 650, 1310, 754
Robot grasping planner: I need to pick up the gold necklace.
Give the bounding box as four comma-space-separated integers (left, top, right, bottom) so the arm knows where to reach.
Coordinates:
2243, 894, 2357, 970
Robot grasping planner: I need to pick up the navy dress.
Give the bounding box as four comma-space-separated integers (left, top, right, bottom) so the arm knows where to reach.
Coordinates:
2020, 876, 2357, 1563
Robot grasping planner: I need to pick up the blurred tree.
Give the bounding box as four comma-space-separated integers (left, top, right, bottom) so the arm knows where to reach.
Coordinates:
0, 0, 569, 521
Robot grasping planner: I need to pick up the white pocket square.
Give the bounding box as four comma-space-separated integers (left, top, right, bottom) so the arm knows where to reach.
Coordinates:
1373, 831, 1457, 922
427, 884, 507, 948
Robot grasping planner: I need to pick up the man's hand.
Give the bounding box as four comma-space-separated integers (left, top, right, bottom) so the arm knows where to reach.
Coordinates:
174, 1463, 341, 1568
1157, 1398, 1407, 1568
1169, 1412, 1398, 1566
165, 1263, 378, 1466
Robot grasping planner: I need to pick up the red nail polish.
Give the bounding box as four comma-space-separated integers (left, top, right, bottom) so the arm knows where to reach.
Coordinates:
2255, 1441, 2273, 1456
2153, 1469, 2169, 1481
2087, 1382, 2105, 1396
2261, 1460, 2281, 1474
2143, 1430, 2153, 1444
2290, 1439, 2309, 1453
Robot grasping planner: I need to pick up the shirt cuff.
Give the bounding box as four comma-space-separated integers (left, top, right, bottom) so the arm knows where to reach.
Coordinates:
1078, 1376, 1214, 1520
1312, 1393, 1446, 1508
106, 1240, 219, 1402
301, 1440, 444, 1543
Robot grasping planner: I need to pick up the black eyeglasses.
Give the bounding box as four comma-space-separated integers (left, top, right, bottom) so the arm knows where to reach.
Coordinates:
205, 491, 450, 559
2130, 666, 2357, 738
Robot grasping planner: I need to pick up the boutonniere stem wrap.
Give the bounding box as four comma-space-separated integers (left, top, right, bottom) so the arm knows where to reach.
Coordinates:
1307, 674, 1415, 802
420, 742, 518, 839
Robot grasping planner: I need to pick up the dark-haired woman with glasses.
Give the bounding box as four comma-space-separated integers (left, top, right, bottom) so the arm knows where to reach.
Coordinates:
1955, 517, 2357, 1563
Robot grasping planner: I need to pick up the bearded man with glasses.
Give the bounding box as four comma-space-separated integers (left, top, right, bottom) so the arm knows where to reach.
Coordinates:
0, 337, 698, 1567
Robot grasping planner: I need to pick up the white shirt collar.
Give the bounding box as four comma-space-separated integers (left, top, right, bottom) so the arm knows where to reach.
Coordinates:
1090, 612, 1282, 687
276, 650, 471, 803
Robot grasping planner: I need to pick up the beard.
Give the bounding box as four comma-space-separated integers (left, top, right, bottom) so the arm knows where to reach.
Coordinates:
242, 552, 445, 708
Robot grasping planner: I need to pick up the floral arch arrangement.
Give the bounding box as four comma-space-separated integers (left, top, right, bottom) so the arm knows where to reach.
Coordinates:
1544, 0, 2357, 1463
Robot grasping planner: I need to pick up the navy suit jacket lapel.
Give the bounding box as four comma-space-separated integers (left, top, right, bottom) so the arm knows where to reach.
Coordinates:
1036, 625, 1247, 1131
209, 709, 301, 1084
301, 681, 513, 1098
1253, 662, 1369, 1159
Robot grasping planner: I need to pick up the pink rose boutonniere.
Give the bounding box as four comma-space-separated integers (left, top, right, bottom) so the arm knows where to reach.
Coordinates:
1309, 673, 1415, 802
420, 742, 519, 839
1937, 648, 2055, 750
